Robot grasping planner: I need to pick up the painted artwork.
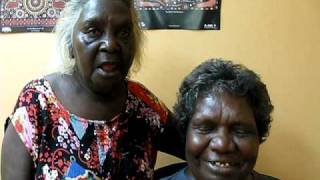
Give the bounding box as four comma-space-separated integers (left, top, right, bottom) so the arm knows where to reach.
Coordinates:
134, 0, 221, 30
0, 0, 221, 33
0, 0, 66, 32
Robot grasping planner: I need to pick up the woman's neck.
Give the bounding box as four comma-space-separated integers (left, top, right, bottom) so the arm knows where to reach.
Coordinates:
71, 70, 127, 103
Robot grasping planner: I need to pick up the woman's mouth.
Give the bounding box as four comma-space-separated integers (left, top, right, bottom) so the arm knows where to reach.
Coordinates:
96, 62, 121, 78
209, 161, 239, 168
204, 160, 244, 178
100, 62, 118, 72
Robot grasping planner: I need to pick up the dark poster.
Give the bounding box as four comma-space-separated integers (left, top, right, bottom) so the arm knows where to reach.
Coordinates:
134, 0, 221, 30
0, 0, 67, 32
0, 0, 221, 33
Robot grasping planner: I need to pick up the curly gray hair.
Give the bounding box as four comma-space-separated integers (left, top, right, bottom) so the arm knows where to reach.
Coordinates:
54, 0, 143, 74
174, 59, 274, 143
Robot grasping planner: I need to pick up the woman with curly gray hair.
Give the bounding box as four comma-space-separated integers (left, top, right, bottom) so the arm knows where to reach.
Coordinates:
158, 59, 277, 180
1, 0, 183, 179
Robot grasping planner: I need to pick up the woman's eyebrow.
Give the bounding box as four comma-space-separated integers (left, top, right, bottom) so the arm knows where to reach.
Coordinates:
232, 121, 256, 129
82, 18, 99, 25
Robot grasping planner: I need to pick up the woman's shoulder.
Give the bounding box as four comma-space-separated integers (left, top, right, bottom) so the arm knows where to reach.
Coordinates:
127, 80, 163, 103
44, 72, 64, 90
44, 73, 74, 98
158, 167, 189, 180
12, 75, 59, 114
19, 76, 53, 96
127, 80, 169, 120
253, 171, 280, 180
127, 80, 153, 96
11, 75, 59, 115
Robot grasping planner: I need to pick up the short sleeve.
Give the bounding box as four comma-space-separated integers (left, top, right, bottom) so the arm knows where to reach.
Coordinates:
127, 80, 185, 158
128, 80, 170, 124
7, 79, 47, 162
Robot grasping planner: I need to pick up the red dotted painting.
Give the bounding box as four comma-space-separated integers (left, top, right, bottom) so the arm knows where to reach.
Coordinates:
0, 0, 67, 32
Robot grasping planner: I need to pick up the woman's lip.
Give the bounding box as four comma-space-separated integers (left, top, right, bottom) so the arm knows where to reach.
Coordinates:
97, 61, 121, 73
208, 160, 240, 167
96, 66, 120, 78
205, 160, 241, 175
100, 63, 118, 71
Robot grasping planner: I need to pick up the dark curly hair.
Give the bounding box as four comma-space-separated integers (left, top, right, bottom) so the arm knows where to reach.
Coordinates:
174, 59, 273, 143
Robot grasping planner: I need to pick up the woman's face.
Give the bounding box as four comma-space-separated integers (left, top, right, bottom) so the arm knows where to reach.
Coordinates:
186, 92, 259, 180
72, 0, 134, 94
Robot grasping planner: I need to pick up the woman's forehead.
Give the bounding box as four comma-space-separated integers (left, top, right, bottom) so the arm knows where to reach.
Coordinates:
193, 92, 255, 125
78, 0, 131, 23
81, 0, 130, 15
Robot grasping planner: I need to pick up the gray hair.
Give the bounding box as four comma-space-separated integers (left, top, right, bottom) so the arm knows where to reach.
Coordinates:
174, 59, 274, 143
54, 0, 143, 74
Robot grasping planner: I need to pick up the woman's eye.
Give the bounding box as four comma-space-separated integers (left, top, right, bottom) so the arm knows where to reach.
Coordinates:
195, 126, 212, 134
233, 128, 255, 137
118, 29, 130, 38
86, 28, 102, 38
235, 129, 248, 134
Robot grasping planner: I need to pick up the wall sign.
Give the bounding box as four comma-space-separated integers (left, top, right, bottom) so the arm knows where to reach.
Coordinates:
0, 0, 221, 33
0, 0, 66, 32
135, 0, 221, 30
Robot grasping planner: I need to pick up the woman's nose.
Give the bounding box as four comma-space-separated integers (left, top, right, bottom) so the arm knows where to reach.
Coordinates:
209, 130, 235, 153
99, 33, 120, 53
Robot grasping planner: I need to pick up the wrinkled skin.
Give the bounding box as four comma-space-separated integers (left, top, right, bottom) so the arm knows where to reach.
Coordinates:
1, 1, 185, 179
186, 92, 259, 180
72, 0, 135, 96
48, 0, 135, 120
1, 0, 135, 179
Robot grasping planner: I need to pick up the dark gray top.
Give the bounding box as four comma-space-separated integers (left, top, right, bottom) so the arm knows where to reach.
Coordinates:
159, 167, 279, 180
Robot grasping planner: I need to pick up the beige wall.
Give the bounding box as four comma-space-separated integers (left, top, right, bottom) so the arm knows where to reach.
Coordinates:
1, 0, 320, 179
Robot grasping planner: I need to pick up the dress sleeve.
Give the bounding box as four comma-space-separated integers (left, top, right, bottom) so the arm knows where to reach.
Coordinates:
7, 80, 47, 162
127, 80, 170, 124
128, 80, 185, 159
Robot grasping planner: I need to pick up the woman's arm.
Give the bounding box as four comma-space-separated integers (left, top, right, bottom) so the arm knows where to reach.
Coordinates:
1, 123, 34, 180
156, 112, 185, 160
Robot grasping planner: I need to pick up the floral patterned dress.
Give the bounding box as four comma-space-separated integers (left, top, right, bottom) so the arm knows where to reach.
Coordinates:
8, 78, 171, 180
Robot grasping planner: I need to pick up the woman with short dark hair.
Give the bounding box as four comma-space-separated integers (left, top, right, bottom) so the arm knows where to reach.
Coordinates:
159, 59, 278, 180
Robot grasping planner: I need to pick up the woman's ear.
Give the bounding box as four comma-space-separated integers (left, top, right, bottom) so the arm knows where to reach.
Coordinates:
69, 45, 74, 59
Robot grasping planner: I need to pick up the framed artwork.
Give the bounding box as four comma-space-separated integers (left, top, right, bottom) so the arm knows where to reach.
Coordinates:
0, 0, 66, 32
135, 0, 221, 30
0, 0, 221, 33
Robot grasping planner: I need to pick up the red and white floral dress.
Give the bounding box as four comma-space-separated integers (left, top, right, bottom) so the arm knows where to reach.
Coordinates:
8, 78, 171, 180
